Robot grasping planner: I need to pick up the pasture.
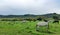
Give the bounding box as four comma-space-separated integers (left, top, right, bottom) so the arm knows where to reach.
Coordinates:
0, 21, 60, 35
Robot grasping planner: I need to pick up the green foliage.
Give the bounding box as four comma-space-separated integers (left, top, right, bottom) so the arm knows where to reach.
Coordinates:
0, 21, 60, 35
53, 15, 59, 20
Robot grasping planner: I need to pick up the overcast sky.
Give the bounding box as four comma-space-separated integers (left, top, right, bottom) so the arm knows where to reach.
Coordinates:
0, 0, 60, 15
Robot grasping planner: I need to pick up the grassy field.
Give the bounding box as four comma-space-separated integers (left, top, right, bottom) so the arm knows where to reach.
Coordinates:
0, 21, 60, 35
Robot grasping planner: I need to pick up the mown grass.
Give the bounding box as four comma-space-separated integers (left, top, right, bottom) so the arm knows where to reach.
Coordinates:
0, 21, 60, 35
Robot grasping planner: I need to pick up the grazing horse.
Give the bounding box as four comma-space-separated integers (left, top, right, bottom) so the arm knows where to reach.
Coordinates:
36, 20, 52, 32
53, 20, 59, 24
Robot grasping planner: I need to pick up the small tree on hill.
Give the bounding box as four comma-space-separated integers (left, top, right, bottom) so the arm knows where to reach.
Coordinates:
37, 17, 42, 21
53, 15, 59, 20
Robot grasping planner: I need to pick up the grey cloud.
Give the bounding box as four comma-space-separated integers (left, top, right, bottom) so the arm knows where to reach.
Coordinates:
0, 0, 60, 15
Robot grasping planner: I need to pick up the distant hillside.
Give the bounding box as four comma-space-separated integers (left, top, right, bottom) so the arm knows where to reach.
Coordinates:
40, 13, 60, 18
0, 13, 60, 18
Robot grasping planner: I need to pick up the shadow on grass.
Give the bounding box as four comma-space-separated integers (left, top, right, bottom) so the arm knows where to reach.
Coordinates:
36, 30, 56, 34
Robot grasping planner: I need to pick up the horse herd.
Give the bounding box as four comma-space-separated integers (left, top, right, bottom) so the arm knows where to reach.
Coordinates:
21, 19, 59, 32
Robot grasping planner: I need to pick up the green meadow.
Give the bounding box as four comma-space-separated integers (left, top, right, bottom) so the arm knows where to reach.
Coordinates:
0, 21, 60, 35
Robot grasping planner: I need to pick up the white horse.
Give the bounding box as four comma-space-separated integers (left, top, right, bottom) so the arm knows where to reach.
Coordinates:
36, 20, 52, 32
21, 20, 29, 23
